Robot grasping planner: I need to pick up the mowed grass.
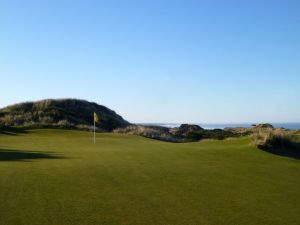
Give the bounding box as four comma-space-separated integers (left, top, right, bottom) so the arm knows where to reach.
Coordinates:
1, 130, 300, 225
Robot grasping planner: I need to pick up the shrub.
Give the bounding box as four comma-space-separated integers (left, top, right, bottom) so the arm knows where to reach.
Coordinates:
188, 129, 248, 140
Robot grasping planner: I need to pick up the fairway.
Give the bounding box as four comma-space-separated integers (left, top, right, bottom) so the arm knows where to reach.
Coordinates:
1, 129, 300, 225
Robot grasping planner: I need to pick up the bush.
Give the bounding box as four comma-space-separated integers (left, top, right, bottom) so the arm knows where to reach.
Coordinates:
188, 129, 248, 140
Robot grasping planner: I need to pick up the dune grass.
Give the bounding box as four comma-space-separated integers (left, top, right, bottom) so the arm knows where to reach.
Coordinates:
0, 129, 300, 225
251, 129, 300, 159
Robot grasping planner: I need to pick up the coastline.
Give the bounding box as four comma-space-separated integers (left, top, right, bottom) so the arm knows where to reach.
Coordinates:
139, 123, 300, 130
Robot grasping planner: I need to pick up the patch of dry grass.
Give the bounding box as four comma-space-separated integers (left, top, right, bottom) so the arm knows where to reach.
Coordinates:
251, 129, 300, 160
251, 129, 293, 150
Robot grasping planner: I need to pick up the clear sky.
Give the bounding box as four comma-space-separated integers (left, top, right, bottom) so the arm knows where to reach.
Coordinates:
0, 0, 299, 123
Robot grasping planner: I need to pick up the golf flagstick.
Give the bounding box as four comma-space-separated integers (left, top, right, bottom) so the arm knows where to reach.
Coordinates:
93, 112, 100, 144
94, 116, 96, 144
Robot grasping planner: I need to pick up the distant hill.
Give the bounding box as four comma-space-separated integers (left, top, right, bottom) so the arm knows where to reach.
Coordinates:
0, 99, 130, 131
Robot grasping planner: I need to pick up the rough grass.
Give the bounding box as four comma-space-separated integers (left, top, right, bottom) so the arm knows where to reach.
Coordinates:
251, 129, 292, 148
1, 129, 300, 225
251, 129, 300, 159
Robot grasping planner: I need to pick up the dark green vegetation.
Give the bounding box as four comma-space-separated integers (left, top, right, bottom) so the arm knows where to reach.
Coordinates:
183, 128, 249, 141
1, 129, 300, 225
0, 99, 129, 131
171, 124, 249, 141
115, 124, 247, 143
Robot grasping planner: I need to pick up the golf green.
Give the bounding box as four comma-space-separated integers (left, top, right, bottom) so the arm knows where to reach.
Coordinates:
0, 129, 300, 225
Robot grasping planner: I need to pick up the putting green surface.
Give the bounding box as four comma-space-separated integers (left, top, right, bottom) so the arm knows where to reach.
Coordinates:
0, 129, 300, 225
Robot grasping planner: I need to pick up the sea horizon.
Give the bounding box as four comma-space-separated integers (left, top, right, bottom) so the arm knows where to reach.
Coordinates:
139, 123, 300, 130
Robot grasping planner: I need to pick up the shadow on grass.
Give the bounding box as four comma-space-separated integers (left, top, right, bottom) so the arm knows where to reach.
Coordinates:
0, 149, 67, 162
259, 143, 300, 160
0, 126, 28, 136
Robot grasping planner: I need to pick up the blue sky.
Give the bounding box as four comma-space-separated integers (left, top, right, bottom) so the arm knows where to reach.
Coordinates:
0, 0, 299, 123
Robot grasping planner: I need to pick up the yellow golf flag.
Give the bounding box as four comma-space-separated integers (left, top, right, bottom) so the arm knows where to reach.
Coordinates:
94, 112, 100, 123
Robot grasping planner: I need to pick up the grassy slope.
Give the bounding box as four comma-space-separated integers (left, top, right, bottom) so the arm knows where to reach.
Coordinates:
0, 130, 300, 225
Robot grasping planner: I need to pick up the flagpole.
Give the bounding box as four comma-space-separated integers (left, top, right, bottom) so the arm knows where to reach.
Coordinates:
94, 117, 95, 144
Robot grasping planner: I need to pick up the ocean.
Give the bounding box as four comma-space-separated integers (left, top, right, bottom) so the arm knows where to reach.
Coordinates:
140, 123, 300, 130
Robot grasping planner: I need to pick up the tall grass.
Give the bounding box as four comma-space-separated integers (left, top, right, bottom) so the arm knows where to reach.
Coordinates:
251, 129, 295, 150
